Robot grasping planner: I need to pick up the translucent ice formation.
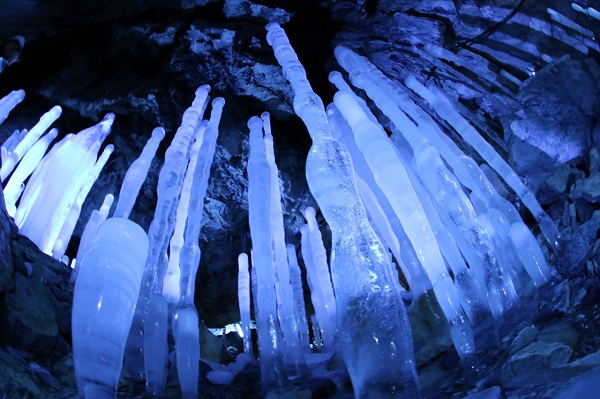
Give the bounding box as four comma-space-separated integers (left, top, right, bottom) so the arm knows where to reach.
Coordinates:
125, 86, 209, 382
267, 22, 420, 397
72, 217, 148, 399
0, 105, 62, 180
173, 97, 224, 398
16, 113, 114, 254
237, 253, 254, 357
4, 128, 58, 216
0, 89, 25, 125
301, 207, 336, 351
114, 127, 165, 219
246, 114, 288, 390
262, 111, 308, 376
52, 143, 114, 260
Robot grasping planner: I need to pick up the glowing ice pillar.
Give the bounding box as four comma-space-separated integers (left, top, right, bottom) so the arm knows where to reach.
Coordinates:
125, 86, 209, 383
72, 217, 148, 399
174, 97, 224, 399
247, 114, 288, 391
266, 23, 420, 398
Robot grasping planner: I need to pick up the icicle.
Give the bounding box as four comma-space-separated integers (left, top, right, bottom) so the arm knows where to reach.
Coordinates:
163, 121, 208, 304
52, 143, 114, 259
72, 218, 148, 399
0, 105, 62, 181
238, 253, 254, 357
4, 128, 58, 216
405, 76, 563, 253
173, 97, 224, 398
0, 89, 25, 125
16, 113, 114, 255
125, 86, 209, 383
114, 127, 166, 219
286, 244, 310, 351
262, 111, 309, 376
267, 22, 420, 397
247, 114, 288, 390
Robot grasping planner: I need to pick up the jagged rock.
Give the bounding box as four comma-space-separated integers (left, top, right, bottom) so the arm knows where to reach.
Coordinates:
506, 57, 600, 185
560, 211, 600, 278
503, 341, 573, 381
508, 325, 538, 355
538, 321, 578, 348
223, 0, 292, 23
571, 174, 600, 203
1, 273, 59, 355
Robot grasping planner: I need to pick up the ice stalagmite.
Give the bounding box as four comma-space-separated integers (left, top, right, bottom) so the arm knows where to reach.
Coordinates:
125, 86, 209, 382
174, 97, 224, 399
333, 90, 476, 363
335, 46, 552, 287
0, 89, 25, 125
404, 76, 563, 253
16, 113, 114, 255
286, 244, 310, 351
52, 144, 114, 260
262, 111, 308, 376
163, 121, 208, 304
70, 194, 114, 285
348, 69, 519, 321
0, 105, 62, 180
114, 127, 166, 219
72, 217, 149, 399
4, 128, 58, 216
247, 114, 288, 391
302, 207, 336, 351
237, 253, 254, 357
267, 22, 420, 398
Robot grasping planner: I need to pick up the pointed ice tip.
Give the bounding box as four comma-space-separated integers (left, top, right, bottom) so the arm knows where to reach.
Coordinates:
196, 84, 211, 96
265, 22, 281, 32
14, 36, 25, 48
303, 207, 316, 219
152, 127, 166, 140
328, 71, 342, 83
15, 89, 26, 99
247, 116, 262, 128
212, 97, 225, 108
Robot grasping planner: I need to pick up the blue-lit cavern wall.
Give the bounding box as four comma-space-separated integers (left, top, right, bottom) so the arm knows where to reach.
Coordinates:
0, 0, 600, 398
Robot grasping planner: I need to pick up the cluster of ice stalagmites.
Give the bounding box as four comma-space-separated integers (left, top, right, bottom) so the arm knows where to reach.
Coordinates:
70, 86, 225, 399
0, 90, 116, 261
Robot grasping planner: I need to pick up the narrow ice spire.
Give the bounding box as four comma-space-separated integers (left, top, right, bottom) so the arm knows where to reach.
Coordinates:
286, 244, 310, 351
52, 143, 114, 260
125, 85, 210, 383
267, 22, 420, 397
4, 128, 58, 216
262, 111, 308, 376
114, 127, 166, 219
163, 121, 208, 304
173, 97, 224, 399
238, 253, 254, 357
0, 89, 25, 125
247, 114, 288, 390
405, 76, 563, 252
